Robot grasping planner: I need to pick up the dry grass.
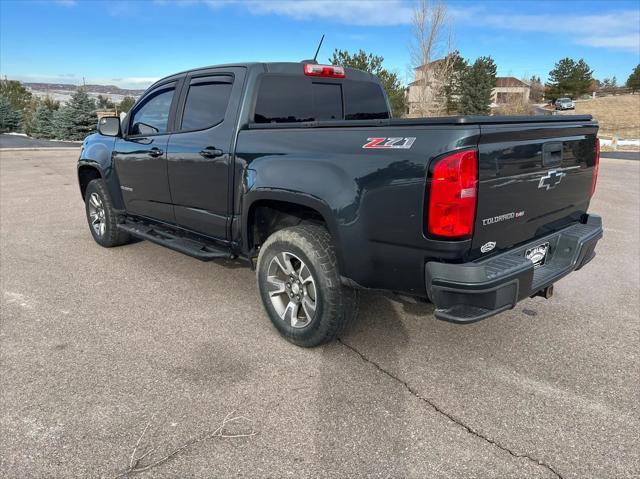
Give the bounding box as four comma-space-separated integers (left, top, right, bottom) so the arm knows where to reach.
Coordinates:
558, 94, 640, 139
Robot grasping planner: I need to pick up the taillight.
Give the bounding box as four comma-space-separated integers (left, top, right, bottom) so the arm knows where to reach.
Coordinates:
427, 149, 478, 238
591, 138, 600, 197
303, 63, 346, 78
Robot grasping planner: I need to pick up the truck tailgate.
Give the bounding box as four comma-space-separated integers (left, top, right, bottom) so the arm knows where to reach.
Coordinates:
472, 120, 598, 257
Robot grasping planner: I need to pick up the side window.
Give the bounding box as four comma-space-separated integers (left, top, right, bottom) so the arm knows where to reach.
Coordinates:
254, 75, 313, 123
181, 77, 233, 131
130, 87, 175, 135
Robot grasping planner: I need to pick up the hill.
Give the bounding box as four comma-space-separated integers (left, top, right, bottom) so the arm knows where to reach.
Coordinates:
22, 82, 145, 96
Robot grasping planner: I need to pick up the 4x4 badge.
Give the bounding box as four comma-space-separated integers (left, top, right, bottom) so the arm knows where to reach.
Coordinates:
538, 170, 566, 190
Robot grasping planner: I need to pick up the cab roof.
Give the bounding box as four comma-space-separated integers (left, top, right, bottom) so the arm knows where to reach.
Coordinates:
146, 62, 381, 91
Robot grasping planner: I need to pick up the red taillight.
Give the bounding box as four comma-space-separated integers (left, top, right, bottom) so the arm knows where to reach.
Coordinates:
427, 149, 478, 238
591, 138, 600, 197
303, 63, 345, 78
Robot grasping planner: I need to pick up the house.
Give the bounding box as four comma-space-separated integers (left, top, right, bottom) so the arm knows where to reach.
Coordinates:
406, 59, 449, 117
407, 59, 532, 115
492, 77, 531, 105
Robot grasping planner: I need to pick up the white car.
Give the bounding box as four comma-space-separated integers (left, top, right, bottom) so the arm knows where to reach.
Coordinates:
555, 98, 575, 110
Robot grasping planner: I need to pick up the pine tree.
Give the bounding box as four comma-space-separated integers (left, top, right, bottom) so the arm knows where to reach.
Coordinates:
54, 88, 97, 140
443, 51, 468, 114
32, 105, 56, 139
546, 58, 593, 99
52, 105, 74, 140
458, 56, 497, 115
627, 65, 640, 93
0, 95, 22, 132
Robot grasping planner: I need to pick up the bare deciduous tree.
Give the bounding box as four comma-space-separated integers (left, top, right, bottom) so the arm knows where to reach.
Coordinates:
408, 0, 454, 117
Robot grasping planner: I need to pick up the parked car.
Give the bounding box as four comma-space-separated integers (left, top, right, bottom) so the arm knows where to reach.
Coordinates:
555, 97, 575, 110
78, 62, 602, 347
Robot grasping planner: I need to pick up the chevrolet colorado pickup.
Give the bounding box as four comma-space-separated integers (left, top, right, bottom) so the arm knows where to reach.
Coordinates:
78, 62, 603, 346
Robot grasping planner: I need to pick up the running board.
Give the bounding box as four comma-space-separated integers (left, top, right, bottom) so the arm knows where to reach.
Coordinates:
117, 221, 234, 261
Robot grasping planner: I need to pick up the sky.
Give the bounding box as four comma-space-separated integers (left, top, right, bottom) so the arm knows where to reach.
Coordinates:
1, 0, 639, 90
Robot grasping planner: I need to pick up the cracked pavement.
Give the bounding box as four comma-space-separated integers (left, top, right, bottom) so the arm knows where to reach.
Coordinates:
1, 150, 638, 478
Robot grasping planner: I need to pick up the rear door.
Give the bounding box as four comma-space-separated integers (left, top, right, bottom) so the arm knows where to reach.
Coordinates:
472, 121, 598, 256
113, 80, 180, 223
166, 67, 245, 239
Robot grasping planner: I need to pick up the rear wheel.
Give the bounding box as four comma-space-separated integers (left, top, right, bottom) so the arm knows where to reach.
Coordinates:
84, 179, 130, 247
257, 225, 358, 347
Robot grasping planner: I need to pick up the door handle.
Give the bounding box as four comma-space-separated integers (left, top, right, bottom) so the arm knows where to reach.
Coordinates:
148, 147, 164, 158
199, 147, 224, 159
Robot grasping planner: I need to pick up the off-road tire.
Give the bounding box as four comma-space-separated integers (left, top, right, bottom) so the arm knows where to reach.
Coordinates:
84, 179, 131, 247
257, 224, 358, 347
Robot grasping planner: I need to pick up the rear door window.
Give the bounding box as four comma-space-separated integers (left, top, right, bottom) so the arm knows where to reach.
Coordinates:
180, 76, 233, 131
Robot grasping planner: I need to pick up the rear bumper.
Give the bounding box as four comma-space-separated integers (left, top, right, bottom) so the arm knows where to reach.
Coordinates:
425, 215, 603, 323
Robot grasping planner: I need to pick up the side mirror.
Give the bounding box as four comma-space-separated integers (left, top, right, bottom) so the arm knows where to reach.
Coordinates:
98, 116, 121, 137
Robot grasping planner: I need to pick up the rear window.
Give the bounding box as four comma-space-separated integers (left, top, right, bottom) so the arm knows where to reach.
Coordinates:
253, 74, 388, 123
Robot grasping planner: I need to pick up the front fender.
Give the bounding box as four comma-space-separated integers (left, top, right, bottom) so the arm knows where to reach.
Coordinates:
78, 135, 124, 210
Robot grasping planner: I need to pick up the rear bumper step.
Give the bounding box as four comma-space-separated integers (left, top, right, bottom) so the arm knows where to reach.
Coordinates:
117, 221, 234, 261
425, 215, 603, 323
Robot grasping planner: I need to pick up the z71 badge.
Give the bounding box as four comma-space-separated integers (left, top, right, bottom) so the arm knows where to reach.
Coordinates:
362, 137, 416, 149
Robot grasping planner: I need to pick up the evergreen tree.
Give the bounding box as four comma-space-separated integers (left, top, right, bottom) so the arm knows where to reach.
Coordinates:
458, 56, 497, 115
627, 65, 640, 93
0, 95, 22, 132
52, 105, 74, 140
329, 49, 407, 117
54, 88, 97, 140
443, 51, 468, 114
546, 58, 593, 99
31, 105, 56, 138
118, 96, 136, 113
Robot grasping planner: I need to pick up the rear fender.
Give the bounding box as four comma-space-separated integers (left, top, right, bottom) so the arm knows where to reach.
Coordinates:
241, 188, 344, 270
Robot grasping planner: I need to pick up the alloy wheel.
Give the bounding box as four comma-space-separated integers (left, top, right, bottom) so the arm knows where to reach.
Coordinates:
266, 251, 317, 328
88, 192, 106, 237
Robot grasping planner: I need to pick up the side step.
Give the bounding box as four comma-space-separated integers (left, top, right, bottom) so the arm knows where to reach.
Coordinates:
117, 221, 234, 261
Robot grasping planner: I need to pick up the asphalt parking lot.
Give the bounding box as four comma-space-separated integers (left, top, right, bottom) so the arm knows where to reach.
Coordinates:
1, 149, 638, 478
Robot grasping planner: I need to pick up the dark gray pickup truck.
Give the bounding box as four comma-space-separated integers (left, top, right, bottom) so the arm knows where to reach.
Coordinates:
78, 61, 602, 346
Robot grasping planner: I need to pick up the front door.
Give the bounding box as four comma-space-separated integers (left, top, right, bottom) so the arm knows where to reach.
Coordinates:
166, 68, 245, 239
113, 81, 178, 223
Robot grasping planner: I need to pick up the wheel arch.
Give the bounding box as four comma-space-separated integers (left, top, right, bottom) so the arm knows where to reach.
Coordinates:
78, 163, 103, 200
77, 158, 125, 210
242, 190, 344, 270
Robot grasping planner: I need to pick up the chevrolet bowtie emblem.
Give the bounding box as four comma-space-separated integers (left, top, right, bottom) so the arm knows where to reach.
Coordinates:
538, 170, 566, 190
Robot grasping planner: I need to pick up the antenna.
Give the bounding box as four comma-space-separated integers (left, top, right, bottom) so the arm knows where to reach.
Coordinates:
312, 34, 325, 63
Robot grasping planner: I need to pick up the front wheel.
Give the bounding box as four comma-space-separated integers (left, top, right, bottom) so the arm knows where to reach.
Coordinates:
84, 179, 130, 247
256, 225, 358, 347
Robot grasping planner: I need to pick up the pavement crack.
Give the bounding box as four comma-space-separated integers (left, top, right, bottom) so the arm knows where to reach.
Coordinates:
337, 338, 564, 479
